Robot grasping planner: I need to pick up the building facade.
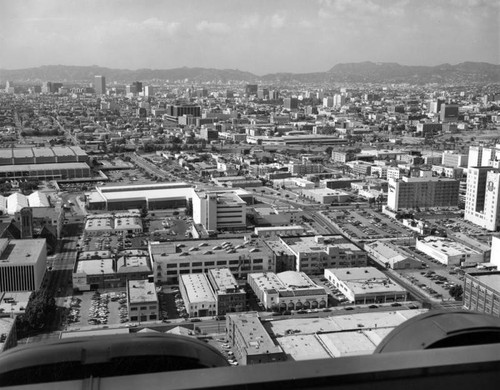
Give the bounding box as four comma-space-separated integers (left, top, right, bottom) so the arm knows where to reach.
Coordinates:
226, 312, 286, 365
387, 176, 460, 210
324, 267, 407, 304
463, 272, 500, 318
127, 280, 159, 322
0, 238, 46, 292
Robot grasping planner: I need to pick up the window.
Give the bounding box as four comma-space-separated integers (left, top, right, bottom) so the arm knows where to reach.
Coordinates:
130, 316, 138, 321
205, 261, 215, 266
166, 263, 177, 269
131, 307, 138, 311
149, 305, 157, 310
140, 306, 147, 310
149, 314, 157, 320
217, 261, 227, 265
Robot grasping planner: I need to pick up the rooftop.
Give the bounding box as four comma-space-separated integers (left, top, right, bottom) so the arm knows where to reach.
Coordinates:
418, 237, 482, 256
128, 280, 157, 304
180, 273, 215, 304
0, 239, 46, 265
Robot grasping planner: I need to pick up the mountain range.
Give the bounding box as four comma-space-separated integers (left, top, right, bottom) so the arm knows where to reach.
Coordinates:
1, 62, 499, 85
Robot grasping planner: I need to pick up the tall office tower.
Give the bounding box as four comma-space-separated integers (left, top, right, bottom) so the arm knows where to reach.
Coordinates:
257, 88, 269, 100
245, 84, 258, 96
333, 94, 346, 107
269, 90, 280, 100
144, 86, 154, 97
468, 145, 500, 169
94, 75, 106, 95
5, 81, 15, 94
440, 103, 459, 122
283, 97, 298, 110
323, 97, 334, 108
126, 81, 142, 95
465, 167, 500, 231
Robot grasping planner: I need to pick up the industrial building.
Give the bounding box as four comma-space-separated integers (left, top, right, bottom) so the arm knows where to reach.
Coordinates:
301, 188, 350, 204
0, 238, 47, 292
415, 237, 484, 267
226, 312, 286, 365
324, 267, 408, 304
364, 241, 423, 269
247, 271, 327, 311
87, 183, 194, 211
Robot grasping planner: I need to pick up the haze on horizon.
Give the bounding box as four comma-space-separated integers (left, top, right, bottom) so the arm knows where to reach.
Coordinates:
1, 0, 498, 75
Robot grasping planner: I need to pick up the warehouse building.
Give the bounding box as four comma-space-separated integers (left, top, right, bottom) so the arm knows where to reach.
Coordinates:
179, 273, 216, 318
415, 237, 484, 267
87, 183, 194, 211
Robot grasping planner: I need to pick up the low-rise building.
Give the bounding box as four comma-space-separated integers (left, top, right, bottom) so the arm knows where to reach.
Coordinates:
324, 267, 408, 304
463, 271, 500, 318
247, 271, 327, 311
254, 225, 306, 239
301, 188, 350, 204
72, 250, 151, 291
207, 268, 246, 314
149, 237, 273, 284
279, 235, 367, 275
127, 280, 159, 322
415, 237, 484, 267
179, 273, 216, 318
84, 213, 143, 235
226, 312, 286, 365
364, 241, 422, 269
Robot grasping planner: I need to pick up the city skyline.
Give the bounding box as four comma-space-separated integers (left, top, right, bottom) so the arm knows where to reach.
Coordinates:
1, 0, 499, 75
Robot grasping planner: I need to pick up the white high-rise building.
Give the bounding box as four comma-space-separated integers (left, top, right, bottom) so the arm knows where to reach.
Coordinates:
468, 145, 500, 169
192, 190, 246, 232
465, 167, 500, 231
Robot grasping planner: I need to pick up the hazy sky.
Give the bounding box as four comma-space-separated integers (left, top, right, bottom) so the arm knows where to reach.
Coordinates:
1, 0, 498, 74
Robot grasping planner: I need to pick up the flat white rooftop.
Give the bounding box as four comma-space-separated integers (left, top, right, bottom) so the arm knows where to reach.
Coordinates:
128, 279, 157, 304
180, 273, 215, 304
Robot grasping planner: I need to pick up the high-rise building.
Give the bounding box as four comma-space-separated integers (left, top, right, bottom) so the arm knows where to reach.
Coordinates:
94, 75, 106, 95
245, 84, 258, 96
387, 176, 460, 210
440, 103, 459, 122
468, 145, 500, 169
283, 97, 298, 110
126, 81, 142, 95
465, 167, 500, 231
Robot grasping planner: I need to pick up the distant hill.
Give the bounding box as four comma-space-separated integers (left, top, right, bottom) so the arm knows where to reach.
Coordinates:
261, 62, 500, 84
1, 62, 498, 84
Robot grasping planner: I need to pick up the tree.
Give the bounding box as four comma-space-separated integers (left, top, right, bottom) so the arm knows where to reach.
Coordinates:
141, 205, 148, 218
449, 285, 463, 301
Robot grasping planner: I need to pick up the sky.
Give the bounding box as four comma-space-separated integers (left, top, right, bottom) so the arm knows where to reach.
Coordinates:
0, 0, 498, 75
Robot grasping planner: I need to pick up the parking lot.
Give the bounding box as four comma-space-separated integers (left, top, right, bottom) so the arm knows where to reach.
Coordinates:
322, 208, 413, 241
64, 290, 129, 329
